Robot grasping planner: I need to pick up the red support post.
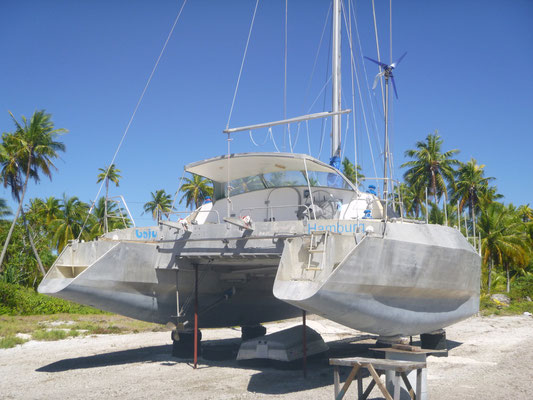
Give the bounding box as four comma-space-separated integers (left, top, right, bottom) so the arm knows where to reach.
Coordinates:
302, 309, 307, 378
194, 264, 198, 369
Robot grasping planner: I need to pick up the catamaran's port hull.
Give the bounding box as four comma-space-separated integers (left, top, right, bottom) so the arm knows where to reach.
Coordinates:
37, 224, 302, 327
273, 223, 481, 337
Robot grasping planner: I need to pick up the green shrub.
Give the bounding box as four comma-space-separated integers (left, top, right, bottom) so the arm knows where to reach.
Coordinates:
32, 329, 67, 341
0, 282, 106, 315
0, 335, 28, 349
509, 275, 533, 301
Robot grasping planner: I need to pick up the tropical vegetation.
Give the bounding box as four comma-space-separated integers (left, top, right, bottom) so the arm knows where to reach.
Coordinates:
143, 189, 173, 222
179, 174, 213, 209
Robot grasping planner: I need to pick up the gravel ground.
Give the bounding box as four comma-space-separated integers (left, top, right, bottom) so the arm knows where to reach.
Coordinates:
1, 315, 532, 399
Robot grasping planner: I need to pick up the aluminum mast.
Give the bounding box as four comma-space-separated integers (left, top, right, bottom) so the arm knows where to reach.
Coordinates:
331, 0, 342, 164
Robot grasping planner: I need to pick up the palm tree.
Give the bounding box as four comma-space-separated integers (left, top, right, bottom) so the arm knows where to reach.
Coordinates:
401, 131, 459, 210
0, 133, 23, 199
399, 183, 426, 219
341, 157, 365, 187
96, 164, 122, 234
179, 174, 213, 210
37, 196, 62, 225
451, 158, 494, 244
0, 198, 11, 218
89, 196, 131, 236
451, 159, 493, 215
144, 190, 173, 222
478, 202, 530, 293
0, 110, 66, 271
52, 194, 90, 253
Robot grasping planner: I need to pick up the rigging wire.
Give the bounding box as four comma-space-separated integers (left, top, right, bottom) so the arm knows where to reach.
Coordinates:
388, 0, 397, 198
283, 0, 286, 147
170, 170, 186, 213
371, 0, 386, 113
340, 113, 349, 161
292, 122, 301, 150
302, 3, 332, 113
390, 0, 393, 65
226, 0, 260, 130
317, 22, 332, 159
340, 0, 378, 180
317, 117, 328, 159
306, 76, 332, 113
351, 0, 381, 152
249, 129, 270, 147
283, 0, 288, 150
305, 120, 312, 155
77, 0, 189, 239
269, 128, 281, 152
347, 0, 359, 188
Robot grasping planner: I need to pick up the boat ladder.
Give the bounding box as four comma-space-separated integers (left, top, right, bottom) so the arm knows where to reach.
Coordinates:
305, 231, 329, 271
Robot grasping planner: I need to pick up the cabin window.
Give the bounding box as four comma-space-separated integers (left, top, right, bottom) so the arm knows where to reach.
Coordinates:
223, 170, 351, 197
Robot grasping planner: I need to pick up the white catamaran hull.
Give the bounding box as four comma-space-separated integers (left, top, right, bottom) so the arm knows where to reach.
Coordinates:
39, 217, 480, 336
273, 222, 480, 337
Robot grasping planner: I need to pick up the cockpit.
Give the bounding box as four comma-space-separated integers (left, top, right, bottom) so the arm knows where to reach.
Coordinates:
184, 152, 384, 223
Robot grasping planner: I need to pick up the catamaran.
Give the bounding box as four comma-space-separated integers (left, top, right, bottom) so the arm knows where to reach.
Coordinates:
39, 0, 480, 350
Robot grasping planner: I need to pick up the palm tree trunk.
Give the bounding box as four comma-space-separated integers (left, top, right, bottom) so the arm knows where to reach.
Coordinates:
487, 258, 493, 294
0, 159, 32, 271
20, 208, 46, 276
104, 179, 109, 233
431, 170, 438, 205
470, 197, 476, 249
443, 190, 449, 226
505, 263, 510, 293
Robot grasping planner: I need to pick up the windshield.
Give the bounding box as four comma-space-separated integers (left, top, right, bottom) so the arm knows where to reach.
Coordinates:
225, 170, 352, 197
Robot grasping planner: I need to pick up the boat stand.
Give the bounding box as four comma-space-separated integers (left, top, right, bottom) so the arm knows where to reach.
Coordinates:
330, 356, 426, 400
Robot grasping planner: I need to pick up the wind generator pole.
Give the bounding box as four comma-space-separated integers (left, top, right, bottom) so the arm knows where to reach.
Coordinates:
383, 74, 390, 220
331, 0, 342, 166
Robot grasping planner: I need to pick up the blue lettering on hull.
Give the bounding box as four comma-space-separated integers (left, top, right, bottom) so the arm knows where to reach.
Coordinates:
135, 229, 157, 239
308, 222, 365, 234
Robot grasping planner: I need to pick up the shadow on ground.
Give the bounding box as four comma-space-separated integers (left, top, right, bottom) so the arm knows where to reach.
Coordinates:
36, 335, 462, 396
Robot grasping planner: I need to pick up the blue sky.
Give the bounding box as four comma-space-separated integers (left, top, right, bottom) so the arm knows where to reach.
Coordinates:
1, 0, 532, 226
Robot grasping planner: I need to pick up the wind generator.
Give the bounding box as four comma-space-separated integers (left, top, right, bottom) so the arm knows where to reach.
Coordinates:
364, 52, 407, 217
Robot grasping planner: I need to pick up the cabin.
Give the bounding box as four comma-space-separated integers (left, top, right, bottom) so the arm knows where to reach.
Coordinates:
184, 152, 389, 224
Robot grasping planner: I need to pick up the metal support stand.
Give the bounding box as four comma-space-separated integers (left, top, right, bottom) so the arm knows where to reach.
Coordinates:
194, 264, 198, 369
302, 310, 307, 378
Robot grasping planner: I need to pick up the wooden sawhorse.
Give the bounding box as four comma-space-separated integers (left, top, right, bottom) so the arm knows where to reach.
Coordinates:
330, 357, 426, 400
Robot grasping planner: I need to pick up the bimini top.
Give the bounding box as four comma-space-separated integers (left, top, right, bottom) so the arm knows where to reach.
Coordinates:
185, 152, 339, 183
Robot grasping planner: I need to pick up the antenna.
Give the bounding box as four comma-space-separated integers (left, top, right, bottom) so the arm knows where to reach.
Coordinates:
364, 52, 406, 218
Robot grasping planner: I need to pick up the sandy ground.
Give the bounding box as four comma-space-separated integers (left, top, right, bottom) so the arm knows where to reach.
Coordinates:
1, 315, 532, 399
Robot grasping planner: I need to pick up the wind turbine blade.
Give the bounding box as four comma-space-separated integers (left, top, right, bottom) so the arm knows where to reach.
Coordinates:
391, 75, 399, 99
364, 56, 389, 69
372, 71, 385, 89
393, 52, 407, 68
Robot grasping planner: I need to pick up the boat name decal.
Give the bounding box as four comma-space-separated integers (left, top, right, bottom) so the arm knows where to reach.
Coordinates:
308, 222, 364, 234
135, 229, 157, 239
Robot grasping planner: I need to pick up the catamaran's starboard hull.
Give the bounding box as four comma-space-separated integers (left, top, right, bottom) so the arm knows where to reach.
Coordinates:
273, 222, 481, 336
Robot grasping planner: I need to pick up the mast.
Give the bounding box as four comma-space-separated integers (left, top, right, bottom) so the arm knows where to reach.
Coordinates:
330, 0, 342, 166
